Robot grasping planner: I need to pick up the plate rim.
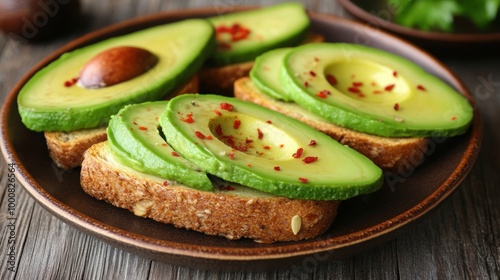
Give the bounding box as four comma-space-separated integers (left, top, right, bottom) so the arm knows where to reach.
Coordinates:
0, 6, 483, 267
338, 0, 500, 43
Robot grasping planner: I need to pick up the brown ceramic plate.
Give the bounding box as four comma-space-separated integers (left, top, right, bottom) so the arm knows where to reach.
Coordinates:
0, 7, 482, 271
339, 0, 500, 55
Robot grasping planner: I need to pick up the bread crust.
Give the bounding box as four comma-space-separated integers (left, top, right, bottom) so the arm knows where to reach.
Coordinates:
234, 77, 429, 173
45, 75, 200, 169
80, 142, 340, 243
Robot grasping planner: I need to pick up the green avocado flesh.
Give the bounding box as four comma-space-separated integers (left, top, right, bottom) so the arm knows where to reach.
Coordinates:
275, 43, 473, 137
107, 101, 213, 191
208, 2, 310, 66
160, 94, 383, 200
18, 19, 215, 132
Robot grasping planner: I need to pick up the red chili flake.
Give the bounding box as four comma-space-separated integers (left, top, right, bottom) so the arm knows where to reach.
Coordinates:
316, 91, 328, 98
451, 116, 457, 121
385, 84, 395, 91
171, 151, 180, 157
314, 57, 319, 62
393, 103, 400, 111
217, 42, 232, 50
163, 181, 169, 186
393, 71, 398, 77
247, 163, 252, 167
352, 82, 363, 87
233, 119, 241, 129
214, 109, 222, 116
309, 70, 317, 77
274, 166, 281, 171
181, 113, 195, 123
231, 26, 250, 41
220, 102, 234, 111
206, 135, 213, 140
64, 77, 79, 87
303, 156, 318, 164
279, 144, 284, 148
216, 23, 251, 42
228, 152, 235, 160
263, 145, 270, 150
245, 137, 254, 144
215, 25, 231, 33
417, 85, 426, 91
266, 120, 272, 124
326, 74, 337, 86
235, 142, 248, 152
257, 128, 263, 140
298, 177, 308, 183
308, 140, 317, 146
161, 143, 167, 146
373, 90, 382, 94
292, 148, 304, 158
225, 135, 235, 148
304, 81, 309, 87
138, 126, 148, 131
195, 131, 206, 139
219, 185, 235, 191
348, 87, 361, 93
215, 124, 223, 136
318, 90, 331, 98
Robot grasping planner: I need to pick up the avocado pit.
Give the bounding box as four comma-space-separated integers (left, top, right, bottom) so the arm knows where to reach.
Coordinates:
79, 46, 158, 89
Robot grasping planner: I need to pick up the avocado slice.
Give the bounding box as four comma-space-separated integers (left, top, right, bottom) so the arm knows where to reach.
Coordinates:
250, 48, 293, 101
107, 101, 213, 191
279, 43, 473, 137
18, 19, 215, 132
208, 2, 310, 65
160, 94, 383, 200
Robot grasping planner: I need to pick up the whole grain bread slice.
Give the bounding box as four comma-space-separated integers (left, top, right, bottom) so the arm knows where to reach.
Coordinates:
45, 74, 200, 169
234, 77, 430, 173
80, 141, 340, 243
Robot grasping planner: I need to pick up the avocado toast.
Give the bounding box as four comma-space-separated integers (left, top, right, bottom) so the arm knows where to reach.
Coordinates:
234, 43, 474, 173
81, 94, 383, 242
199, 2, 324, 94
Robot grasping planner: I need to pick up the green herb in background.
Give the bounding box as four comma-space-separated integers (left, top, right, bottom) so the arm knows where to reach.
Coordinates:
388, 0, 500, 32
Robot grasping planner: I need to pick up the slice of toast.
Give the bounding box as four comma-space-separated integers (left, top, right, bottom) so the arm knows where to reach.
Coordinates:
80, 141, 340, 243
234, 77, 429, 173
45, 74, 200, 169
199, 33, 325, 95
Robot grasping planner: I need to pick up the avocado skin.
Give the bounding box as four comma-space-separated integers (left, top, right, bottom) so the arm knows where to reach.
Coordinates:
18, 19, 216, 132
279, 43, 474, 138
160, 94, 383, 200
207, 2, 310, 66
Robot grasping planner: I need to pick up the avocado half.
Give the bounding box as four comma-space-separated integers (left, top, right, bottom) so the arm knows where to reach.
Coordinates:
207, 2, 310, 66
159, 94, 383, 200
251, 43, 474, 138
18, 19, 216, 132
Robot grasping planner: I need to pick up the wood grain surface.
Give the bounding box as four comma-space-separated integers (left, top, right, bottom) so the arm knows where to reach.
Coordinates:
0, 0, 499, 279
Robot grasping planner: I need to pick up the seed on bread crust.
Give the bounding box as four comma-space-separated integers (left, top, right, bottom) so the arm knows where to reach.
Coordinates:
291, 215, 302, 235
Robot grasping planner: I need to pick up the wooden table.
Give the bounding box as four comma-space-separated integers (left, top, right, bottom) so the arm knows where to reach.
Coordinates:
0, 0, 498, 279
